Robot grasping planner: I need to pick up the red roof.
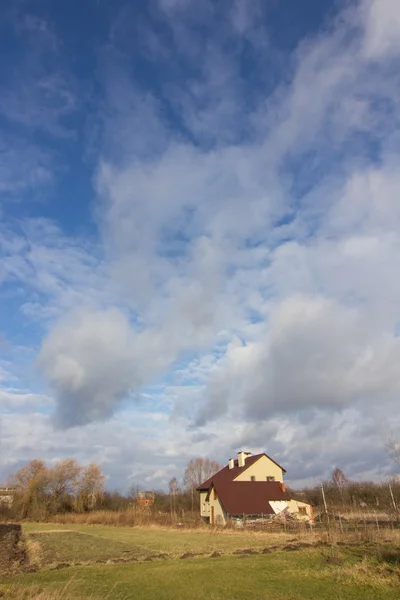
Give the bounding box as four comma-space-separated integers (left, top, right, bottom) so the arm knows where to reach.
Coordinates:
196, 453, 289, 517
196, 453, 286, 492
214, 481, 290, 516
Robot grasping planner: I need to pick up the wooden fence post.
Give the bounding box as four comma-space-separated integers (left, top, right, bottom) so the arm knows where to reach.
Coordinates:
374, 510, 379, 531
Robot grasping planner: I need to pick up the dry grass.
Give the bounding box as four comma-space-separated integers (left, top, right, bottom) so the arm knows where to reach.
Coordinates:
333, 556, 400, 589
0, 580, 130, 600
23, 517, 400, 551
45, 510, 141, 527
317, 526, 400, 547
25, 537, 44, 570
41, 509, 202, 529
0, 582, 84, 599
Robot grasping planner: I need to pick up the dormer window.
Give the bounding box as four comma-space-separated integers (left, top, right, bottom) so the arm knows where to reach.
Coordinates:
267, 476, 275, 481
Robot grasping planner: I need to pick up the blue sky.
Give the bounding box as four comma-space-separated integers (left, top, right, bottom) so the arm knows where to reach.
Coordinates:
1, 0, 400, 491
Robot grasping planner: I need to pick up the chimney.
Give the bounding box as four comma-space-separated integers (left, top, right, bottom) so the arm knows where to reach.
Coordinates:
280, 482, 286, 493
228, 458, 234, 470
237, 451, 251, 468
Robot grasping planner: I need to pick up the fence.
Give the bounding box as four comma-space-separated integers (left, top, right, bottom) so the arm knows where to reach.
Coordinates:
238, 510, 400, 538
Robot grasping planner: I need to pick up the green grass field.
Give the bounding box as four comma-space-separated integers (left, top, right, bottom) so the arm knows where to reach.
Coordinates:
1, 523, 399, 600
21, 522, 300, 561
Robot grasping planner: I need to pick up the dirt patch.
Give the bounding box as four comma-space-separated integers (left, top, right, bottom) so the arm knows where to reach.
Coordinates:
298, 542, 313, 548
180, 552, 197, 559
52, 562, 70, 570
210, 551, 222, 558
109, 558, 126, 563
325, 557, 344, 566
378, 549, 400, 565
234, 548, 258, 555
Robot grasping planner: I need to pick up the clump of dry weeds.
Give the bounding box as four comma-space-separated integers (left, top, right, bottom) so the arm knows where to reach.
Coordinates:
0, 583, 76, 600
332, 556, 400, 589
24, 538, 44, 570
0, 581, 129, 600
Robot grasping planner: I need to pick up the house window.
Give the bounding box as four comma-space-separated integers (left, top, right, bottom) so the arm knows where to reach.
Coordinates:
213, 489, 217, 500
298, 506, 307, 515
266, 476, 275, 481
250, 476, 256, 481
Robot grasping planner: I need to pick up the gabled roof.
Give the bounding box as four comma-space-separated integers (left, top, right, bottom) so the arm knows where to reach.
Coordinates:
214, 481, 290, 516
196, 453, 286, 492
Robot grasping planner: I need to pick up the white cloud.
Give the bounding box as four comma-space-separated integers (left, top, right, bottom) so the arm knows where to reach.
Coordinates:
38, 308, 142, 426
0, 388, 52, 412
0, 397, 396, 490
197, 295, 400, 425
362, 0, 400, 59
2, 0, 400, 488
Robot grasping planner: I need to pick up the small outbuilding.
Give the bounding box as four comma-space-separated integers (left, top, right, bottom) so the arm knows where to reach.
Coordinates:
136, 491, 155, 507
0, 487, 16, 508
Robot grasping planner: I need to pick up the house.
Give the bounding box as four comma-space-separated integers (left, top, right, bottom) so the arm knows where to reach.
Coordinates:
136, 491, 155, 508
197, 451, 313, 525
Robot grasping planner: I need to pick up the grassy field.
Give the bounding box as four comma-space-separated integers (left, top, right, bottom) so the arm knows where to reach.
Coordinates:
21, 522, 303, 561
1, 523, 400, 599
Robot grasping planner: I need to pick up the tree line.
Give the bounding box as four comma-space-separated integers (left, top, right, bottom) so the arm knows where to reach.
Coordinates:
288, 467, 400, 515
5, 458, 105, 519
2, 457, 221, 520
3, 458, 399, 521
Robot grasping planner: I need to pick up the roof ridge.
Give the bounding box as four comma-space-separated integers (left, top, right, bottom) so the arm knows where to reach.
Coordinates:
196, 452, 286, 491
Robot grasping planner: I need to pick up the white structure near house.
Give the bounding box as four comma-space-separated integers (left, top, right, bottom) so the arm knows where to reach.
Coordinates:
0, 487, 16, 508
197, 451, 313, 525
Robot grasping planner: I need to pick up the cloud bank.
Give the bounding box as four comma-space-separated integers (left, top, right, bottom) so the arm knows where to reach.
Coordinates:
1, 0, 400, 488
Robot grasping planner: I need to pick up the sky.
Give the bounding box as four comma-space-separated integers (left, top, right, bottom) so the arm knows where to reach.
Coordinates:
1, 0, 400, 492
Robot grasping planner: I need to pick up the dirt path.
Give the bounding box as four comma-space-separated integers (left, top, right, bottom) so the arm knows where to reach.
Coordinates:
27, 529, 79, 534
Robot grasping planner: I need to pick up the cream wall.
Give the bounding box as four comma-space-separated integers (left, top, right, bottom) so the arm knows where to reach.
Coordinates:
200, 491, 210, 517
209, 487, 226, 525
286, 500, 313, 522
233, 455, 284, 483
201, 487, 226, 525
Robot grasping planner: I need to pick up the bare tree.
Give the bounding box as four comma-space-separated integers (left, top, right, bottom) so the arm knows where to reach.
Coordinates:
8, 458, 106, 517
168, 477, 179, 515
183, 458, 221, 514
127, 483, 139, 502
332, 467, 348, 505
386, 438, 400, 518
387, 437, 400, 466
75, 463, 105, 512
48, 459, 81, 501
183, 458, 221, 492
8, 459, 49, 518
9, 459, 47, 489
